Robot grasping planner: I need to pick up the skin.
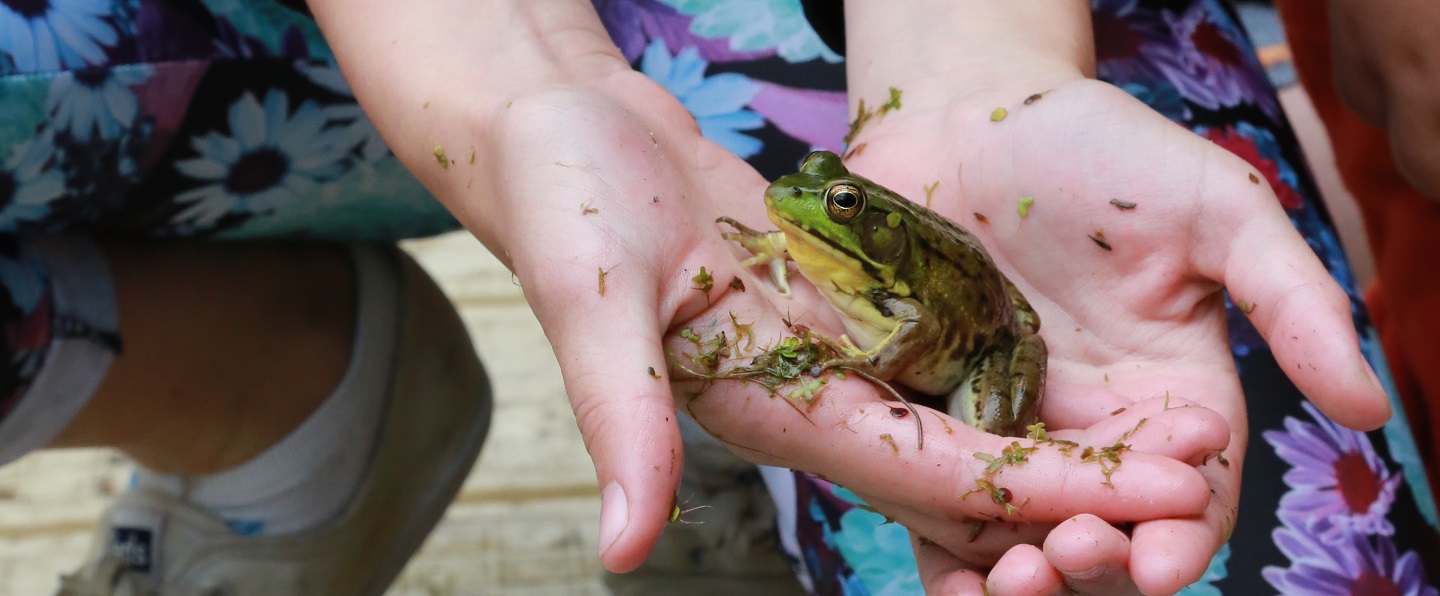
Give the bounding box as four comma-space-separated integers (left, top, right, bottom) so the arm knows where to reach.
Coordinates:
1329, 0, 1440, 201
843, 2, 1388, 591
49, 239, 354, 475
297, 0, 1390, 593
725, 151, 1046, 436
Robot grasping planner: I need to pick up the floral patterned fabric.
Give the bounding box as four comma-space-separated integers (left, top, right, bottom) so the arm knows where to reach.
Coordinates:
0, 0, 456, 403
595, 0, 1440, 594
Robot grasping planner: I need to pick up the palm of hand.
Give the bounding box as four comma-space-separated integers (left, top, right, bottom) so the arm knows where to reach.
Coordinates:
836, 77, 1386, 592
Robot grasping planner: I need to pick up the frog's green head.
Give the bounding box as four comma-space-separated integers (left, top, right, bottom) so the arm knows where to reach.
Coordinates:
764, 151, 911, 281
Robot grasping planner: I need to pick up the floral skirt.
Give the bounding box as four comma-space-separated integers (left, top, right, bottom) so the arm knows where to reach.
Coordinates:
0, 0, 1437, 593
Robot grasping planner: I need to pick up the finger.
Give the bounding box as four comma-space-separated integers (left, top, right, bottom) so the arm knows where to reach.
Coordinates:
521, 257, 682, 573
673, 347, 1216, 531
1043, 514, 1143, 596
1060, 395, 1231, 466
859, 490, 1053, 566
986, 544, 1065, 596
914, 534, 989, 595
1195, 159, 1389, 430
1128, 461, 1238, 595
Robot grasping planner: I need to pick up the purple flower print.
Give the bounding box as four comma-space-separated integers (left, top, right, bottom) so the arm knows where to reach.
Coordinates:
748, 82, 846, 153
1158, 0, 1280, 118
1091, 0, 1185, 91
593, 0, 768, 64
1264, 402, 1403, 543
1265, 511, 1436, 596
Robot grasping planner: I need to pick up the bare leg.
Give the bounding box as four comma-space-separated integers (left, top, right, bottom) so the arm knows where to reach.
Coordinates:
48, 238, 355, 476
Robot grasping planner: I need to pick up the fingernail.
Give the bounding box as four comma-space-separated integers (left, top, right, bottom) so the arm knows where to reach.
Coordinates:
599, 482, 628, 556
1363, 360, 1386, 396
1062, 565, 1107, 581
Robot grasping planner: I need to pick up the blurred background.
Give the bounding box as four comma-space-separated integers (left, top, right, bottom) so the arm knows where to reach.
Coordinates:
0, 231, 608, 596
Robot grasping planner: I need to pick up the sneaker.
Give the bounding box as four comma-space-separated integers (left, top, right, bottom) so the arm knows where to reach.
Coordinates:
57, 244, 493, 596
603, 417, 804, 596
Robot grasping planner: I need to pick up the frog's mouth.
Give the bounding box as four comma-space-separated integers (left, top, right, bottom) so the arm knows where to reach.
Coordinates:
773, 217, 897, 343
773, 217, 888, 291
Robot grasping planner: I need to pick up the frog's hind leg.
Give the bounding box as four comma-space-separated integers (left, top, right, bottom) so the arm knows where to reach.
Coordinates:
1007, 334, 1047, 433
1004, 277, 1041, 334
950, 334, 1047, 437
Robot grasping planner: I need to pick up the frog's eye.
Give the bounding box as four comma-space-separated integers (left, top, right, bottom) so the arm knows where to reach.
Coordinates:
825, 183, 865, 222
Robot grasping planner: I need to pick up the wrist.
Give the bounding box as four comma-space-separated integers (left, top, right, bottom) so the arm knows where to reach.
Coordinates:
843, 1, 1092, 113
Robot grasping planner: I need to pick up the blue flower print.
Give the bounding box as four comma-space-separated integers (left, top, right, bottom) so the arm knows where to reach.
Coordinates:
641, 38, 764, 158
46, 64, 153, 143
658, 0, 841, 64
829, 486, 920, 596
1178, 543, 1229, 596
172, 90, 350, 228
0, 132, 65, 232
834, 507, 921, 596
0, 0, 119, 73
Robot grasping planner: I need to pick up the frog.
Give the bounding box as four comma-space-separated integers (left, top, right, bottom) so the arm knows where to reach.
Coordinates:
719, 151, 1046, 437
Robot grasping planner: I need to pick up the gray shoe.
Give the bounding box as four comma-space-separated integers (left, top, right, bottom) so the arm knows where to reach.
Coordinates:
604, 418, 804, 596
57, 244, 493, 596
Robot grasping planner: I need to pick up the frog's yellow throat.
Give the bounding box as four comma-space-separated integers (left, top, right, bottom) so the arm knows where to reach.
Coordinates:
773, 217, 907, 340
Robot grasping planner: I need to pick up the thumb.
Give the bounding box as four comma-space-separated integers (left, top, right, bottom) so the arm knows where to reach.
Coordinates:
521, 256, 683, 573
1198, 166, 1389, 430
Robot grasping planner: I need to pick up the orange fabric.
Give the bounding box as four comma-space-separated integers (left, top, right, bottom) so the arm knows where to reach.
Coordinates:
1276, 2, 1440, 477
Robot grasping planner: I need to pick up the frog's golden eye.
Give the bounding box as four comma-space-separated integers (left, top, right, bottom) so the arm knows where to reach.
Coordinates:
825, 183, 865, 222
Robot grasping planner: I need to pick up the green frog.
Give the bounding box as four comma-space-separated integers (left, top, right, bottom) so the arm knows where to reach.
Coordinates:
720, 151, 1046, 437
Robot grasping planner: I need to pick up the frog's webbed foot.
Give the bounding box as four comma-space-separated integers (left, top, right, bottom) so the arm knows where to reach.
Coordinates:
806, 332, 867, 362
717, 216, 792, 297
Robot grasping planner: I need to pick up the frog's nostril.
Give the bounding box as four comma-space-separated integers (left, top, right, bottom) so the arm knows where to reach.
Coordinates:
790, 187, 802, 197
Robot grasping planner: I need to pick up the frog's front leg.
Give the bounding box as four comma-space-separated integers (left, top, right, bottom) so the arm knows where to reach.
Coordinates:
949, 334, 1048, 437
818, 296, 939, 380
717, 216, 792, 297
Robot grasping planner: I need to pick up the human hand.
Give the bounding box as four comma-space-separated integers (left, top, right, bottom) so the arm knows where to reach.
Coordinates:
840, 74, 1389, 594
1329, 0, 1440, 200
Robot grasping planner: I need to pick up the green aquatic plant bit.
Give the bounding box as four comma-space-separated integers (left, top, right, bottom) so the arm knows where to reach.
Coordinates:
990, 107, 1008, 122
433, 145, 448, 168
1017, 196, 1034, 218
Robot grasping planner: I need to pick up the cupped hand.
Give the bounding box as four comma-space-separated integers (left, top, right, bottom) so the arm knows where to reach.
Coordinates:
838, 76, 1389, 594
480, 70, 1231, 576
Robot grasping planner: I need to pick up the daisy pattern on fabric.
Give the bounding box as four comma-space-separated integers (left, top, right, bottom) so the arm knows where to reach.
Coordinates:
1263, 401, 1402, 543
1264, 511, 1437, 595
640, 38, 764, 158
0, 132, 65, 232
172, 90, 350, 228
0, 0, 119, 73
47, 64, 153, 143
